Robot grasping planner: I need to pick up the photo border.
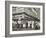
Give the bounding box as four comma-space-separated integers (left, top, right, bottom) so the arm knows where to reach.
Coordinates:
5, 1, 45, 37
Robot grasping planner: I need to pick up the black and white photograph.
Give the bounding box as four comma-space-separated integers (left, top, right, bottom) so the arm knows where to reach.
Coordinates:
12, 7, 40, 31
9, 4, 44, 35
5, 1, 45, 37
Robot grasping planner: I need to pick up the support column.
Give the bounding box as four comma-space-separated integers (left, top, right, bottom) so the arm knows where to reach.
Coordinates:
32, 21, 34, 29
28, 21, 32, 28
23, 24, 26, 28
